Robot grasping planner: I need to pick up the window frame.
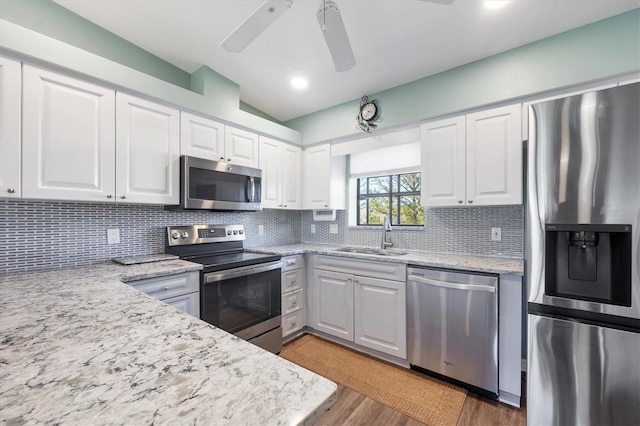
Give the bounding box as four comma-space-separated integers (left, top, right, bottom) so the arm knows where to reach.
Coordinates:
356, 172, 424, 227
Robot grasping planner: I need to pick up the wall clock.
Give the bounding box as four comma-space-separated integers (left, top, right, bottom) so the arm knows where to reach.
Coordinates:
357, 95, 382, 132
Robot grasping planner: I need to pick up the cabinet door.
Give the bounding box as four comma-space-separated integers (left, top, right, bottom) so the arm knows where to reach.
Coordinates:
466, 104, 522, 205
259, 136, 281, 208
354, 276, 407, 359
162, 292, 200, 318
420, 116, 466, 207
224, 125, 259, 168
22, 65, 116, 202
0, 56, 21, 198
281, 143, 302, 209
312, 269, 354, 341
116, 93, 180, 204
180, 111, 224, 161
303, 144, 331, 209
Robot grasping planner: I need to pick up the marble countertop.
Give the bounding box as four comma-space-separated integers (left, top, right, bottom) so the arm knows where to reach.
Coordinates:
247, 243, 524, 276
0, 261, 337, 425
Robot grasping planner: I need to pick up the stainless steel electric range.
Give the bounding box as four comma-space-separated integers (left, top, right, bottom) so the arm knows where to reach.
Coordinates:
166, 224, 283, 354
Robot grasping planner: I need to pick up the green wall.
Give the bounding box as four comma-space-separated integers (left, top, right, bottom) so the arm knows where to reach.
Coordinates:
285, 9, 640, 145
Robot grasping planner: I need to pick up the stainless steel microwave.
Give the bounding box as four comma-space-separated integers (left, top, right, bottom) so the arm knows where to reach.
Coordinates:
167, 155, 262, 211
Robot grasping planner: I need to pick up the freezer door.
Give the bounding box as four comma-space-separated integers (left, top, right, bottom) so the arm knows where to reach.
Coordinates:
407, 270, 498, 394
528, 314, 640, 426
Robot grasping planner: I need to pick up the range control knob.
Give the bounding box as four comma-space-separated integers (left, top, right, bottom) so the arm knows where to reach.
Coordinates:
227, 230, 232, 235
181, 232, 189, 239
171, 231, 180, 240
233, 230, 238, 235
238, 229, 244, 234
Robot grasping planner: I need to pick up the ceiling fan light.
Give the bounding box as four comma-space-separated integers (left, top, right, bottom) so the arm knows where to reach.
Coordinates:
317, 1, 356, 72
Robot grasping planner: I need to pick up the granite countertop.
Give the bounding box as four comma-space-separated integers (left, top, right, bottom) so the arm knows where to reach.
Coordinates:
0, 260, 337, 425
248, 243, 524, 276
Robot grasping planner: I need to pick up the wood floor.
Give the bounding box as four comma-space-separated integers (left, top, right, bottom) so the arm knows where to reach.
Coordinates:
316, 375, 527, 426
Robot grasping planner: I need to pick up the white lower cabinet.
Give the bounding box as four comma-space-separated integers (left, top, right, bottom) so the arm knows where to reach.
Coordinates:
0, 56, 21, 198
127, 271, 200, 318
281, 255, 306, 340
311, 255, 407, 359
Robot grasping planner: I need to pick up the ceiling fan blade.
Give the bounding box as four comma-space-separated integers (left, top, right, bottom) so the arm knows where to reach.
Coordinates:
221, 0, 292, 53
317, 1, 356, 72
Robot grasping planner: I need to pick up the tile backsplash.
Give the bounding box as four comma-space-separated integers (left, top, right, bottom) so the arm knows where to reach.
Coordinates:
0, 200, 300, 273
302, 207, 523, 258
1, 200, 523, 274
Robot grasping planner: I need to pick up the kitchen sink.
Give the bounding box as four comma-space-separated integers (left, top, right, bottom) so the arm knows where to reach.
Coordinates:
334, 247, 409, 256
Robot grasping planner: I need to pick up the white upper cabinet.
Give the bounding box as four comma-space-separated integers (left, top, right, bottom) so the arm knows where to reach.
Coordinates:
224, 125, 259, 168
180, 113, 259, 168
180, 111, 224, 161
116, 93, 180, 204
260, 136, 301, 209
22, 65, 116, 202
420, 116, 466, 207
0, 56, 21, 198
421, 104, 522, 207
466, 105, 522, 206
302, 144, 346, 210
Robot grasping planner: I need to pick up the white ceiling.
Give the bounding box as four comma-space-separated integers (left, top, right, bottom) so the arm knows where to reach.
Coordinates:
53, 0, 639, 122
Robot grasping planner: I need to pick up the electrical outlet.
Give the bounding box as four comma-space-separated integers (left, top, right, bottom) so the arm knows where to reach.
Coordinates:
329, 224, 338, 234
107, 229, 120, 244
258, 225, 264, 236
491, 227, 502, 242
310, 224, 316, 234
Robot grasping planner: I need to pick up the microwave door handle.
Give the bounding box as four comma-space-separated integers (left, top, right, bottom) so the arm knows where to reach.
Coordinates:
247, 177, 255, 202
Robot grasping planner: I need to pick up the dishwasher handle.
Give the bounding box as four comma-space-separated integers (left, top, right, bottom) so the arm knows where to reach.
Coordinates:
408, 274, 496, 293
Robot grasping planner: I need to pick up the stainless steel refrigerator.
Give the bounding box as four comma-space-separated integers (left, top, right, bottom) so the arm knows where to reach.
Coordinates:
527, 82, 640, 425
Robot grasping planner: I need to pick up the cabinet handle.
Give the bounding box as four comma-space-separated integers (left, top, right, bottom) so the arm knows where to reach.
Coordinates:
283, 205, 287, 208
292, 300, 297, 305
347, 276, 352, 281
291, 279, 296, 284
291, 322, 297, 326
220, 156, 224, 160
7, 188, 16, 194
227, 158, 231, 162
354, 278, 359, 283
458, 200, 463, 204
324, 204, 328, 208
468, 200, 473, 204
106, 194, 113, 199
120, 195, 126, 200
162, 286, 169, 290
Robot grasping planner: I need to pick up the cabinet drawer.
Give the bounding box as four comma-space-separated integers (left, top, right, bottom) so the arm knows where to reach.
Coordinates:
128, 272, 199, 300
282, 309, 306, 337
314, 255, 406, 281
282, 268, 303, 294
162, 292, 200, 318
282, 288, 304, 315
281, 254, 304, 272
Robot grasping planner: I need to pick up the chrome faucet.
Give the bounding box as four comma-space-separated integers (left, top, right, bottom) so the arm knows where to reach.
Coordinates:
381, 215, 393, 249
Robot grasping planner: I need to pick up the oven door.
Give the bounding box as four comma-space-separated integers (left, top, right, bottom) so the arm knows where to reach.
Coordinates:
201, 261, 281, 342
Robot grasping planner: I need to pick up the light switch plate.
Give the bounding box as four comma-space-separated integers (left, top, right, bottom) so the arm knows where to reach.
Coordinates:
491, 227, 502, 241
258, 225, 264, 235
329, 224, 338, 234
310, 224, 316, 234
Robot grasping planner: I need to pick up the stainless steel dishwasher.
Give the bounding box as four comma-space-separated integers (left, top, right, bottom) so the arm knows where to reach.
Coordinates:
407, 266, 499, 397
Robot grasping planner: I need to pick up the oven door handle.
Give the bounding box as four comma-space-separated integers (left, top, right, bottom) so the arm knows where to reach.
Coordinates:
204, 261, 282, 284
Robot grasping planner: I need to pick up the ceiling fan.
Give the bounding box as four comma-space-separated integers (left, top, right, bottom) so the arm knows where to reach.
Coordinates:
221, 0, 454, 72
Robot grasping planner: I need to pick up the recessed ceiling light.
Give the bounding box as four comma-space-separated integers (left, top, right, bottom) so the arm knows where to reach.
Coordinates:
290, 77, 308, 90
484, 0, 509, 9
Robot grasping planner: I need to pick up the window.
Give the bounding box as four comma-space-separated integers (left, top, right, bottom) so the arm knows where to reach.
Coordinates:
357, 172, 425, 226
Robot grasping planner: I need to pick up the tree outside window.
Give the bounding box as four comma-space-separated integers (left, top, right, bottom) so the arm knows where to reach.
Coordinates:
357, 172, 425, 226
